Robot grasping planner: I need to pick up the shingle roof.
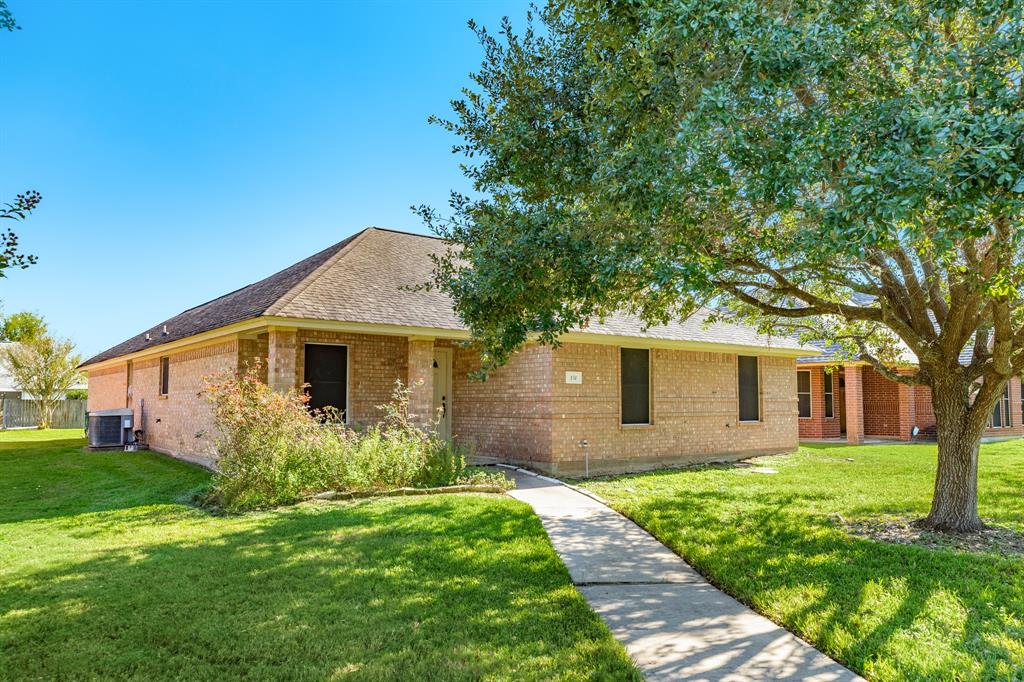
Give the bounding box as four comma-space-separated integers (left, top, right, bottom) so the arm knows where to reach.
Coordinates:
82, 233, 361, 366
267, 228, 463, 329
83, 227, 809, 366
580, 309, 805, 349
796, 339, 975, 366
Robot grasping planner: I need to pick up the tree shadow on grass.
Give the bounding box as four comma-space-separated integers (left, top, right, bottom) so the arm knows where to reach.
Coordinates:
0, 496, 639, 681
616, 488, 1024, 681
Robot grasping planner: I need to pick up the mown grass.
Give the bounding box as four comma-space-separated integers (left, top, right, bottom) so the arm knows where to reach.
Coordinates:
579, 440, 1024, 681
0, 431, 638, 680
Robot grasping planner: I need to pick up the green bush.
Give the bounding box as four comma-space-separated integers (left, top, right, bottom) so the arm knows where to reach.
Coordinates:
203, 365, 508, 511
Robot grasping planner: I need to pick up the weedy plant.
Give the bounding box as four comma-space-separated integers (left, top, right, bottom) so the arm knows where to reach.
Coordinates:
203, 363, 507, 511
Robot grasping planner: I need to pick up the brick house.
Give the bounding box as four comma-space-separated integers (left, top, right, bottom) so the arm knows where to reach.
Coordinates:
83, 227, 814, 474
797, 345, 1024, 443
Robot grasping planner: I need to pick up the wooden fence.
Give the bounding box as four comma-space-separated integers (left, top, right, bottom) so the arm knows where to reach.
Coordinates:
2, 398, 87, 430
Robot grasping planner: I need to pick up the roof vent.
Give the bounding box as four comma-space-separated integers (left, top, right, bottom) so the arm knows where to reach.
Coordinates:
162, 325, 169, 336
145, 333, 151, 342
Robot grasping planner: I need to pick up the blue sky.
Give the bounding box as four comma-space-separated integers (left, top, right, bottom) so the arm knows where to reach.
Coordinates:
0, 0, 527, 357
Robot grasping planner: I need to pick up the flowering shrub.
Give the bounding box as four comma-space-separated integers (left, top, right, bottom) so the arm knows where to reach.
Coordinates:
203, 364, 506, 511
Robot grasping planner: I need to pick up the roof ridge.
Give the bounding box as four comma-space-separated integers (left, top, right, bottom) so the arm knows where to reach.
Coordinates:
265, 227, 371, 317
365, 226, 446, 241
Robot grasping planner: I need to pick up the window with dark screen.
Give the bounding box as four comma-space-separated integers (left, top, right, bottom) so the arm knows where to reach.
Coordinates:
738, 356, 760, 422
159, 357, 169, 396
304, 344, 348, 418
620, 348, 650, 425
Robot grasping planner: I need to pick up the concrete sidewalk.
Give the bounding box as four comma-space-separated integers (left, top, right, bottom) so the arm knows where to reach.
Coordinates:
506, 469, 863, 682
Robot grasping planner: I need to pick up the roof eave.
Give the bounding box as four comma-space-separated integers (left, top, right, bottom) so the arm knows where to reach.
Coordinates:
82, 320, 818, 373
557, 331, 817, 357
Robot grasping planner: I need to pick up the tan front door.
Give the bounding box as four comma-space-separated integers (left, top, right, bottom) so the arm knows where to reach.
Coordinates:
432, 348, 452, 440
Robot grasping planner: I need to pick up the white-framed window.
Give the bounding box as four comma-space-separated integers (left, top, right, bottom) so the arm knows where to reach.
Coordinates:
797, 370, 811, 418
990, 384, 1011, 428
824, 370, 834, 419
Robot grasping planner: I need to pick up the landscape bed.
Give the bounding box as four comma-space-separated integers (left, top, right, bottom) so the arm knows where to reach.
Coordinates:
579, 441, 1024, 681
0, 430, 638, 681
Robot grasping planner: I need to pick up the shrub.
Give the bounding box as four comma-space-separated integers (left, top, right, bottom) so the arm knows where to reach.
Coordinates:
203, 363, 340, 510
203, 366, 508, 511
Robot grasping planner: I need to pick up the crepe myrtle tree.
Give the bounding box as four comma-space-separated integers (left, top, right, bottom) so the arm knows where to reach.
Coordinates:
418, 0, 1024, 532
0, 334, 83, 430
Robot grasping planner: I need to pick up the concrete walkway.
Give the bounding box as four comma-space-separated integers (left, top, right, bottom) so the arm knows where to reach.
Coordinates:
506, 469, 863, 682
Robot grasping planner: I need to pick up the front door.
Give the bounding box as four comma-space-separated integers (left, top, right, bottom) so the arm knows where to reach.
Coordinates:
432, 348, 452, 440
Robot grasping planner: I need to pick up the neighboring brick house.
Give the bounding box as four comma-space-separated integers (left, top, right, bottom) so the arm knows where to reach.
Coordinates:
797, 345, 1024, 443
83, 227, 813, 474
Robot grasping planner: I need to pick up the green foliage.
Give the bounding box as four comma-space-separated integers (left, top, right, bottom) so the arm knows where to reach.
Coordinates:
581, 442, 1024, 681
0, 0, 18, 32
3, 6, 41, 275
0, 334, 82, 429
0, 431, 638, 680
63, 388, 87, 401
0, 192, 41, 277
422, 0, 1024, 371
0, 311, 47, 342
423, 0, 1024, 529
204, 366, 506, 511
202, 365, 333, 510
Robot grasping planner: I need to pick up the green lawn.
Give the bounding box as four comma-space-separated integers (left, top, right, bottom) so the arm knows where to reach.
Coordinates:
580, 441, 1024, 681
0, 430, 637, 680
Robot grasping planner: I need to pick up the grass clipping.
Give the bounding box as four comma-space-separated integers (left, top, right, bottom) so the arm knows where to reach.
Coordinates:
202, 362, 510, 511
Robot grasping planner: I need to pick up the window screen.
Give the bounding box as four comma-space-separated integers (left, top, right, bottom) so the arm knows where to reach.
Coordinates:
738, 356, 760, 421
304, 344, 348, 418
159, 357, 169, 396
797, 371, 811, 418
824, 371, 834, 419
621, 348, 650, 425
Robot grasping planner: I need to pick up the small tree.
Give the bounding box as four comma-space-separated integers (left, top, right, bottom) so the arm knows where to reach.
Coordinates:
0, 335, 82, 429
423, 1, 1024, 532
0, 311, 47, 342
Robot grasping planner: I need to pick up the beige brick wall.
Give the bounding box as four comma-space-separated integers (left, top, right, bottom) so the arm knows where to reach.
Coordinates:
133, 341, 238, 465
86, 364, 128, 412
88, 327, 801, 475
449, 343, 553, 465
87, 341, 238, 466
544, 343, 799, 475
294, 329, 409, 425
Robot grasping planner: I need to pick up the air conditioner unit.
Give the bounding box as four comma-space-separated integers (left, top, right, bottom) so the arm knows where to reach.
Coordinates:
88, 408, 134, 448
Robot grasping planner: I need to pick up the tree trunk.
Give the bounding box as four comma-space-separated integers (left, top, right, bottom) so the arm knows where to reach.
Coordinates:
38, 400, 55, 430
921, 374, 987, 532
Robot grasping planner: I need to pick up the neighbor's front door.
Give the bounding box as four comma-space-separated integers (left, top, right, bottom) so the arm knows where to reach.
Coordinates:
432, 348, 452, 440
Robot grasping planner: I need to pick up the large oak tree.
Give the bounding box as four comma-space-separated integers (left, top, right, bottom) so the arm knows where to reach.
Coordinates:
421, 0, 1024, 531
